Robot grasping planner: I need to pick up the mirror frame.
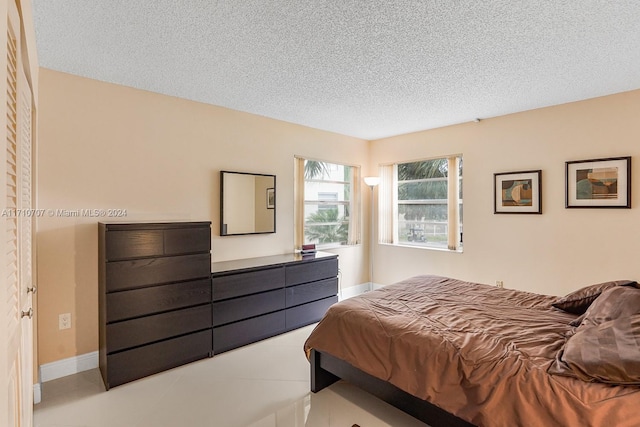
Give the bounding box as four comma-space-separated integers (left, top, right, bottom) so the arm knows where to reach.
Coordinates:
220, 170, 276, 236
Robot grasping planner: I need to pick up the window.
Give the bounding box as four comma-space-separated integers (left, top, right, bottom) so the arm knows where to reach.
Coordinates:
295, 158, 361, 248
317, 192, 339, 211
380, 156, 462, 251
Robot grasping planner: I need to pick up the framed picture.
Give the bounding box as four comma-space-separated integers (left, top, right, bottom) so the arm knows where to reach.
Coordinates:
494, 170, 542, 214
566, 156, 631, 208
266, 187, 275, 209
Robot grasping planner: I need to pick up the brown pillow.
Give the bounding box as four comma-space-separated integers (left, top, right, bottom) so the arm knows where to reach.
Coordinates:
579, 286, 640, 327
552, 280, 637, 315
550, 314, 640, 385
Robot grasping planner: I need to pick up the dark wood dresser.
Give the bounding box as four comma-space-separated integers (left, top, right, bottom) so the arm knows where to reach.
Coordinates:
98, 221, 212, 390
211, 252, 339, 353
99, 222, 338, 389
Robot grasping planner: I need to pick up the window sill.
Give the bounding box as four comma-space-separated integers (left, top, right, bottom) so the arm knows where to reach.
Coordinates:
379, 242, 463, 253
314, 243, 361, 251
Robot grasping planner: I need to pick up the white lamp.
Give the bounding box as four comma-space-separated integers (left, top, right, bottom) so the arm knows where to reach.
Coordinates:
364, 176, 381, 187
364, 176, 380, 290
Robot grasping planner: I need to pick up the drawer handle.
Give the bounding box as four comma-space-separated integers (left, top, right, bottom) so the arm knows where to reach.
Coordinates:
21, 308, 33, 319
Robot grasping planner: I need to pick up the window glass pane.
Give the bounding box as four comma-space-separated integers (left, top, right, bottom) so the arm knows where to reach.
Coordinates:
303, 159, 354, 247
397, 159, 448, 180
398, 204, 449, 247
318, 192, 338, 211
395, 158, 458, 249
398, 179, 447, 201
304, 160, 350, 182
305, 203, 349, 220
304, 206, 349, 245
305, 181, 350, 198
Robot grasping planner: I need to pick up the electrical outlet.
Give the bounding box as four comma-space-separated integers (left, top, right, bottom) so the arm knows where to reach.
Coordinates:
495, 280, 504, 288
59, 313, 71, 330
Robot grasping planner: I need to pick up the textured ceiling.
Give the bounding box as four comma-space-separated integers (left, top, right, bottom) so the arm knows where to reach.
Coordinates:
33, 1, 640, 140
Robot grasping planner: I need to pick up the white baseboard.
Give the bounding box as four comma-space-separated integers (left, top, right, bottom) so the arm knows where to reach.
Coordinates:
39, 351, 99, 383
33, 382, 41, 404
340, 282, 381, 300
371, 281, 384, 290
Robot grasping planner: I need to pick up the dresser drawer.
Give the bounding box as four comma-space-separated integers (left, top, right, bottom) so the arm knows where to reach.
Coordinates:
213, 288, 285, 327
106, 253, 211, 292
106, 278, 211, 323
164, 226, 211, 255
105, 330, 212, 389
285, 258, 338, 286
212, 266, 285, 301
107, 304, 212, 353
106, 230, 164, 260
105, 225, 210, 261
213, 311, 285, 353
286, 278, 338, 308
285, 295, 337, 330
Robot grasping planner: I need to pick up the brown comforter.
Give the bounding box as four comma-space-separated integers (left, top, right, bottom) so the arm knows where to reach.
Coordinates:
304, 276, 640, 427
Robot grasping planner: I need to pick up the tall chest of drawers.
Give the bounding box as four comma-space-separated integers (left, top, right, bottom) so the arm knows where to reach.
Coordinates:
98, 221, 212, 389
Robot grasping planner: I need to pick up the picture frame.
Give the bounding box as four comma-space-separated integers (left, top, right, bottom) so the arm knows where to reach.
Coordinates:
565, 156, 631, 208
494, 170, 542, 214
266, 187, 275, 209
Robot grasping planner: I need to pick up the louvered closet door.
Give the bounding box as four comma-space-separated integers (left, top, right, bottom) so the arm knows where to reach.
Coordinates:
3, 0, 35, 425
17, 64, 34, 427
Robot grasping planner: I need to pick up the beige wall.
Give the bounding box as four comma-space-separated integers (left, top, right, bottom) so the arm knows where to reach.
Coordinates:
37, 67, 640, 366
37, 69, 368, 364
370, 90, 640, 296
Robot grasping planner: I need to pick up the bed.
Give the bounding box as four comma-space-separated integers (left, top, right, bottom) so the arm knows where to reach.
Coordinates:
304, 275, 640, 427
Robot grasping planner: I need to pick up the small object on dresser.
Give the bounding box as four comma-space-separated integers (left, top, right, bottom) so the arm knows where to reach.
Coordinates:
301, 243, 316, 255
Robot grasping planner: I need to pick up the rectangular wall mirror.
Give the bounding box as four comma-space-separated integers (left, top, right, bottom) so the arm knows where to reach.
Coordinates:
220, 171, 276, 236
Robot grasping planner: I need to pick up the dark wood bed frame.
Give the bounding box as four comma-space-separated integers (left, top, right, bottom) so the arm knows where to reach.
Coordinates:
310, 349, 475, 427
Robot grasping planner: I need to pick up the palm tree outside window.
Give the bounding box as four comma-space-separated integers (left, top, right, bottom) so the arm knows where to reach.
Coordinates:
295, 158, 361, 248
391, 156, 463, 250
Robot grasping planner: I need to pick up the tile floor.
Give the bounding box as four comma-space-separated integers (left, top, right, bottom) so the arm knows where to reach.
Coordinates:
34, 324, 428, 427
